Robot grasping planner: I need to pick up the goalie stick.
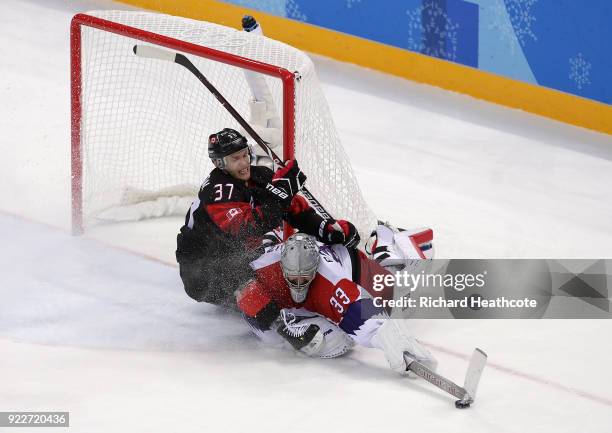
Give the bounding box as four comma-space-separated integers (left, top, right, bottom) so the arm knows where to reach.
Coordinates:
405, 348, 487, 408
132, 44, 332, 221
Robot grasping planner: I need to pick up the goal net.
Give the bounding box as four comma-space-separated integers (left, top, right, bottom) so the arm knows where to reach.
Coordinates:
71, 10, 377, 241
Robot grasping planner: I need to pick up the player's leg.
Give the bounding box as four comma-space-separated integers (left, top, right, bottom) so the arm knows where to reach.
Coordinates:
365, 221, 434, 271
178, 253, 252, 308
305, 277, 437, 374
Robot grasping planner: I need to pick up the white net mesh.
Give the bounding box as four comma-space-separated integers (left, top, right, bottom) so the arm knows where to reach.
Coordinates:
76, 11, 376, 239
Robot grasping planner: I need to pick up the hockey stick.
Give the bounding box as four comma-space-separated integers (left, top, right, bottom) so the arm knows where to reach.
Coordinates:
405, 348, 487, 408
132, 44, 333, 220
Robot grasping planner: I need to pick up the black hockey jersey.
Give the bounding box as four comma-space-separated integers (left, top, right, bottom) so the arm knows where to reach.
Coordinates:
176, 165, 328, 305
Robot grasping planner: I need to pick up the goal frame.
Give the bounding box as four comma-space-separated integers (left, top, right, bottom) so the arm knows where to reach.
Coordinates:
70, 13, 297, 234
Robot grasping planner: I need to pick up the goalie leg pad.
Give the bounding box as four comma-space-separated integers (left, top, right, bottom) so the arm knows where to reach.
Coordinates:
249, 99, 268, 126
365, 222, 434, 271
241, 100, 283, 154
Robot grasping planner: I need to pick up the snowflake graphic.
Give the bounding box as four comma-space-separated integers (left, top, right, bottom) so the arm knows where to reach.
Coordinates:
346, 0, 362, 8
286, 0, 307, 22
569, 53, 591, 90
406, 3, 460, 61
489, 0, 537, 52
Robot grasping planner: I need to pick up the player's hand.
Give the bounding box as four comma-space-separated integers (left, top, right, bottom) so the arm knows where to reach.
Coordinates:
322, 219, 360, 248
260, 160, 306, 207
271, 160, 306, 197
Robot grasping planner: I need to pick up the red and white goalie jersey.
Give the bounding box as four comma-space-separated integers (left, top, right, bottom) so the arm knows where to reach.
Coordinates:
236, 241, 396, 346
236, 225, 437, 368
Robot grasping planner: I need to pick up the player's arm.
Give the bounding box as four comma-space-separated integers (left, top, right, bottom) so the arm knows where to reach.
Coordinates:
236, 278, 350, 357
250, 160, 360, 246
285, 195, 360, 248
236, 279, 322, 355
236, 279, 281, 331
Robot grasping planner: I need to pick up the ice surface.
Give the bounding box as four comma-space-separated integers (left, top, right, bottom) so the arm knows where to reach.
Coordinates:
1, 1, 612, 432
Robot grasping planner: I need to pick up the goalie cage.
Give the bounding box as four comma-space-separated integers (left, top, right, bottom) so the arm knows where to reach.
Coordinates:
70, 11, 377, 241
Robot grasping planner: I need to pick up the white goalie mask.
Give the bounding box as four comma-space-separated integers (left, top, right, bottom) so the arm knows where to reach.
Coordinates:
281, 233, 320, 303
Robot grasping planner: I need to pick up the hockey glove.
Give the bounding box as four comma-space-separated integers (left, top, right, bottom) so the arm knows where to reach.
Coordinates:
322, 219, 360, 248
272, 160, 306, 196
275, 310, 325, 357
256, 160, 306, 207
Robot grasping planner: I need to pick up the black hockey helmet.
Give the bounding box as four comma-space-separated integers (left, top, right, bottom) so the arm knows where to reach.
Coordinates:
208, 128, 249, 169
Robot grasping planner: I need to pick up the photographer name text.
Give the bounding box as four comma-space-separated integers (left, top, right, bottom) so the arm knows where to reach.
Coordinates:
373, 295, 539, 309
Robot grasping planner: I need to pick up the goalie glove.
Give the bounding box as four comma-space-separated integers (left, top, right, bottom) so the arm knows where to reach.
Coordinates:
321, 219, 360, 248
275, 310, 325, 357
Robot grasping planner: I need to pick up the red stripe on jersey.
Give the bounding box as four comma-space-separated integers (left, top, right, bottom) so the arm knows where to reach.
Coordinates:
236, 280, 273, 317
206, 202, 254, 235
